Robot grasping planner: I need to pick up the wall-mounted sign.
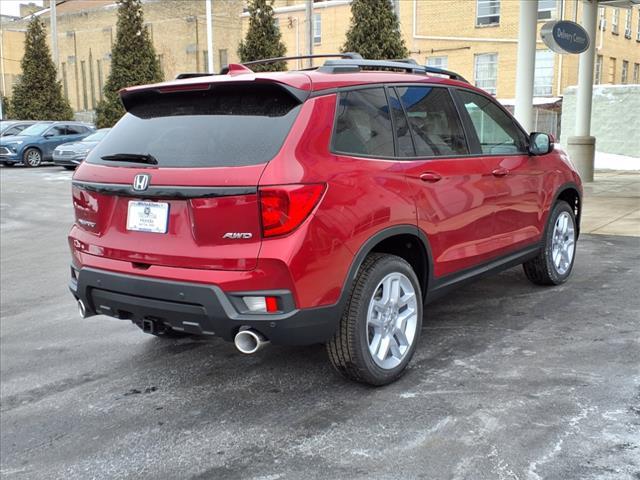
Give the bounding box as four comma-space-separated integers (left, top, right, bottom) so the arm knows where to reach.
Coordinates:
540, 20, 590, 54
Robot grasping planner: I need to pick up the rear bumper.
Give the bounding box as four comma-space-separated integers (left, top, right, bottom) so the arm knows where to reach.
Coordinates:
69, 266, 341, 345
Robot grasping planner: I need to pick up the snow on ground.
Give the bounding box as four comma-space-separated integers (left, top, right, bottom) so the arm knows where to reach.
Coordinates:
594, 151, 640, 171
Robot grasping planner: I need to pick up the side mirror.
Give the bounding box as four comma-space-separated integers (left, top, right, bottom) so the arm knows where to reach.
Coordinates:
529, 132, 553, 155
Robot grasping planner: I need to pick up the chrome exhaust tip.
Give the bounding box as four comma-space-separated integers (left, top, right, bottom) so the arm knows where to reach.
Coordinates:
77, 299, 87, 318
234, 328, 269, 354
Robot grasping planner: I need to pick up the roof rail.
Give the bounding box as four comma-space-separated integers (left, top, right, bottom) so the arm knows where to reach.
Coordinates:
317, 59, 469, 83
423, 66, 469, 83
242, 52, 362, 67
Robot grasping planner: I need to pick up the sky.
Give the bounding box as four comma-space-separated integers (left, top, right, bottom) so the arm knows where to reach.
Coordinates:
0, 0, 44, 17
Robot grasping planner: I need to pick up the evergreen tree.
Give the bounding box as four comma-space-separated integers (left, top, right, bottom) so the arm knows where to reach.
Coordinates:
1, 95, 12, 120
238, 0, 287, 72
95, 0, 163, 128
342, 0, 408, 60
11, 16, 73, 120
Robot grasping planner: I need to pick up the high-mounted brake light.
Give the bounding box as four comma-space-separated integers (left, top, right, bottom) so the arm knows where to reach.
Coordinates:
259, 184, 326, 238
157, 83, 211, 93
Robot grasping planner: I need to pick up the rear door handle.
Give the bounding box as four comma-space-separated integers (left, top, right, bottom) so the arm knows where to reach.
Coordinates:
419, 172, 442, 183
492, 168, 509, 177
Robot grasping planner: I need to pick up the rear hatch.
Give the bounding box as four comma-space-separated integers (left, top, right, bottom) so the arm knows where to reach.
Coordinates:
72, 81, 305, 271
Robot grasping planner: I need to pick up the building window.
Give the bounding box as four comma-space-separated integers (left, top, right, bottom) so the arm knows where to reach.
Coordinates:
97, 60, 103, 101
621, 60, 629, 83
595, 55, 603, 84
476, 0, 500, 26
624, 9, 632, 38
81, 60, 88, 111
609, 57, 617, 83
598, 7, 606, 30
534, 50, 554, 96
426, 56, 448, 69
219, 49, 228, 68
61, 62, 69, 100
474, 53, 498, 95
612, 8, 619, 34
637, 14, 640, 41
537, 0, 556, 20
313, 13, 321, 44
633, 63, 639, 83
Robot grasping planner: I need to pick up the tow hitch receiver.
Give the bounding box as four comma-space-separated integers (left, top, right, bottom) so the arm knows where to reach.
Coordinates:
142, 318, 157, 335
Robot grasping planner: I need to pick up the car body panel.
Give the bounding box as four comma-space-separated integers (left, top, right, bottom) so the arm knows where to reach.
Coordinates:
68, 67, 582, 344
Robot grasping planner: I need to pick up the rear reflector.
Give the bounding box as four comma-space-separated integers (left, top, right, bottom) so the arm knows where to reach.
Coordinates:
243, 296, 279, 313
259, 184, 325, 238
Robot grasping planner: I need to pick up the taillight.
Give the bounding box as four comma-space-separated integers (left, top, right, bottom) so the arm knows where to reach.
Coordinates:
259, 184, 325, 238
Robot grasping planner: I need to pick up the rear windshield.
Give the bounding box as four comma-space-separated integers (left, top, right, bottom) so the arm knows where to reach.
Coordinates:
87, 83, 302, 168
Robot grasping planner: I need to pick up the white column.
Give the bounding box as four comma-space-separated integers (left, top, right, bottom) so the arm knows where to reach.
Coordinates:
568, 0, 599, 182
306, 0, 313, 67
514, 0, 538, 133
50, 0, 59, 70
205, 0, 214, 73
575, 0, 598, 136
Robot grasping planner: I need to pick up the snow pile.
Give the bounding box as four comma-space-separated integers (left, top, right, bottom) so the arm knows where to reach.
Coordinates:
595, 151, 640, 171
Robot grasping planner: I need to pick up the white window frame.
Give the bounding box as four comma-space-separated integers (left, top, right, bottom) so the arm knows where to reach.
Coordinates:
612, 8, 619, 34
624, 9, 632, 38
474, 53, 498, 95
637, 13, 640, 41
426, 56, 448, 69
313, 13, 321, 45
598, 7, 606, 30
476, 0, 500, 27
595, 55, 603, 85
621, 60, 629, 83
537, 0, 556, 20
534, 50, 554, 96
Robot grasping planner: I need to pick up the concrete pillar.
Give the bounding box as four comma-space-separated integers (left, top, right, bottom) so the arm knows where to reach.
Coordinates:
205, 0, 214, 73
514, 0, 538, 133
568, 0, 599, 182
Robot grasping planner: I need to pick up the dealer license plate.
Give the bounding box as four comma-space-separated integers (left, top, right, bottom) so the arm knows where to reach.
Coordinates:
126, 201, 169, 234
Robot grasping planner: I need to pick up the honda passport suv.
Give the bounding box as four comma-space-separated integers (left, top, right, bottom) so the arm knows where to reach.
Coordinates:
68, 55, 582, 385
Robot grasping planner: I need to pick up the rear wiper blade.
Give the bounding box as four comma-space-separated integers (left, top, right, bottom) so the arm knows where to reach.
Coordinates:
101, 153, 158, 165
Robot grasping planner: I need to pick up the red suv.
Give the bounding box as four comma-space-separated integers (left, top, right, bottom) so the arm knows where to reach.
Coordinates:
69, 56, 581, 385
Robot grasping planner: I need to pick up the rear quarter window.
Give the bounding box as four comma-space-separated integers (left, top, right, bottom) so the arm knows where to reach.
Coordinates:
87, 83, 302, 168
332, 88, 394, 157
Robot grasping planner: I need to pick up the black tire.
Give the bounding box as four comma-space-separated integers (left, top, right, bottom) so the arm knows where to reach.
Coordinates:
23, 148, 42, 167
63, 166, 76, 171
327, 253, 423, 386
523, 200, 577, 285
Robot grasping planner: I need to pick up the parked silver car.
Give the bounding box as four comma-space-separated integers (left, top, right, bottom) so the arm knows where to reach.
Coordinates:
53, 128, 111, 170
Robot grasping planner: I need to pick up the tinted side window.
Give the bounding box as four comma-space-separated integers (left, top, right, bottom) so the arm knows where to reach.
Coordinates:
388, 89, 415, 157
48, 126, 67, 136
333, 88, 394, 157
396, 86, 468, 157
457, 90, 528, 154
5, 126, 21, 136
66, 125, 84, 135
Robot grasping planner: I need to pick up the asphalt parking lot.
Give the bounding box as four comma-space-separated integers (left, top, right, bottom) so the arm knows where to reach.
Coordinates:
1, 166, 639, 480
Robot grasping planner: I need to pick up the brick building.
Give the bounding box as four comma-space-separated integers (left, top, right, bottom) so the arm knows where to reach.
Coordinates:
0, 0, 242, 116
253, 0, 640, 98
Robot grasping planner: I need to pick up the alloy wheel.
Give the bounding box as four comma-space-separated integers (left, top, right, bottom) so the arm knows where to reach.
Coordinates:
551, 211, 575, 275
366, 272, 419, 370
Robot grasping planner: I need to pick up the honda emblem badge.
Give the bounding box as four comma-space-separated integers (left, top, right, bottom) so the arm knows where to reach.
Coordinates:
133, 173, 150, 191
